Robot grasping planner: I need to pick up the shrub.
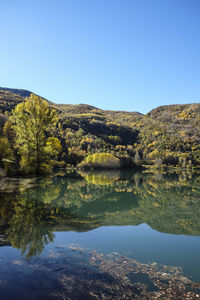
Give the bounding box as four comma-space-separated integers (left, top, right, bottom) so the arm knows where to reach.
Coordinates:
78, 153, 121, 169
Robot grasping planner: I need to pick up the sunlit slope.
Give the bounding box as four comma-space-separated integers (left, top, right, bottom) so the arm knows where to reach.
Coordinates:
1, 87, 200, 167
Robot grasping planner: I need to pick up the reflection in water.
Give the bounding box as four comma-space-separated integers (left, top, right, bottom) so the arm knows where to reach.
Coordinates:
0, 170, 200, 258
1, 170, 200, 298
1, 244, 200, 299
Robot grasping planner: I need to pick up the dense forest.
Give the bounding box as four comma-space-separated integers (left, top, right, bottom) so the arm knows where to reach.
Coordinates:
0, 87, 200, 175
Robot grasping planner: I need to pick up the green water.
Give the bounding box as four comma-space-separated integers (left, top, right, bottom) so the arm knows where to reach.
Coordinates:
0, 170, 200, 299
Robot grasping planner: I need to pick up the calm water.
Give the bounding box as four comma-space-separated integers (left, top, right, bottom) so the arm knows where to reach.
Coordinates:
0, 170, 200, 299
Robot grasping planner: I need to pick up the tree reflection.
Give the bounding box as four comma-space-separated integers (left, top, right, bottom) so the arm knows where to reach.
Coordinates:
1, 170, 200, 257
5, 183, 56, 258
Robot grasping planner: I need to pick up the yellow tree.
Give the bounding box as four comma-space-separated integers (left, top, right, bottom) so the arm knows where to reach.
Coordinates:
11, 94, 60, 174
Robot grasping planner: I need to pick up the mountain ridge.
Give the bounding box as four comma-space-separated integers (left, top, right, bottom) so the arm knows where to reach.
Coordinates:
0, 87, 200, 171
1, 86, 199, 116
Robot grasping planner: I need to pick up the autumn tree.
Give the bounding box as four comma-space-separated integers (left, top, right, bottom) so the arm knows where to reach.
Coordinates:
11, 94, 61, 174
0, 137, 14, 166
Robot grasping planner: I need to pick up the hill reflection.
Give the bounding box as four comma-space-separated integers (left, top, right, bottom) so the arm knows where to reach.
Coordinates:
0, 170, 200, 258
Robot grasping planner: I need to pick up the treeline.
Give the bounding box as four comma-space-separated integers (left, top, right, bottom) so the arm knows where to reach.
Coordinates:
0, 89, 200, 175
0, 94, 141, 175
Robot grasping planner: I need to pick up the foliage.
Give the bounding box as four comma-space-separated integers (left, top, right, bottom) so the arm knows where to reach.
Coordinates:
0, 137, 13, 163
10, 94, 59, 174
0, 88, 200, 172
0, 136, 14, 175
79, 153, 121, 169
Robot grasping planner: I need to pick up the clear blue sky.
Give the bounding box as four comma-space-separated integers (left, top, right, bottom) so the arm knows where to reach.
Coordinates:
0, 0, 200, 113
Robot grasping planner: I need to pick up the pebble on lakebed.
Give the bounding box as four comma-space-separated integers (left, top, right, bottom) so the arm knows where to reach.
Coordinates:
1, 244, 199, 299
50, 245, 200, 299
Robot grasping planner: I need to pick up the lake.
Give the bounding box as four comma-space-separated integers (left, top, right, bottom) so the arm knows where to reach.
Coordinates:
0, 170, 200, 299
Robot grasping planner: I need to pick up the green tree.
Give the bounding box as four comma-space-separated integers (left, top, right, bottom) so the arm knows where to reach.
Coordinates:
11, 94, 59, 174
0, 136, 14, 165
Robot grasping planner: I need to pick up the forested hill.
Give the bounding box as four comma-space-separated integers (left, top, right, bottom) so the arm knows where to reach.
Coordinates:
0, 87, 33, 98
0, 87, 200, 174
0, 87, 51, 112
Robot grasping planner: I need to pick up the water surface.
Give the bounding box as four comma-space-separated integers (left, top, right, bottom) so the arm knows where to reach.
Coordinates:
0, 170, 200, 299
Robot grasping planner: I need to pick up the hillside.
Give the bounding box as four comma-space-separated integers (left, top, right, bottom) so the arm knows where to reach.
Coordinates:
0, 90, 24, 113
139, 102, 200, 167
0, 87, 33, 98
0, 87, 200, 173
0, 87, 52, 113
